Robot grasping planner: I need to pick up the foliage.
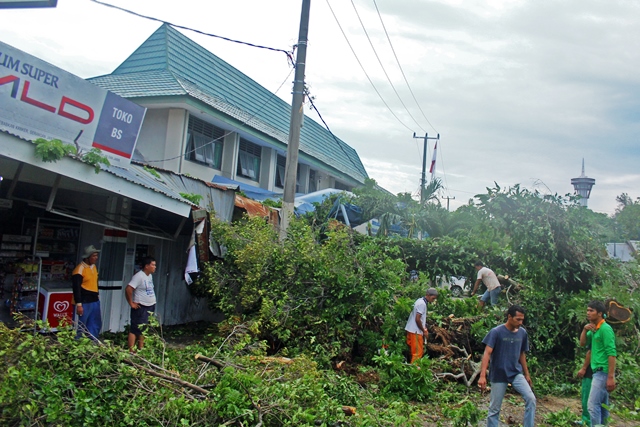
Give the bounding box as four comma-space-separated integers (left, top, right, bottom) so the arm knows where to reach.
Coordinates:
33, 138, 110, 173
543, 408, 577, 426
33, 138, 76, 162
180, 192, 203, 205
195, 215, 407, 364
82, 148, 111, 173
614, 193, 640, 241
441, 398, 485, 427
143, 165, 162, 179
476, 184, 606, 293
261, 198, 282, 208
0, 320, 423, 427
372, 352, 436, 402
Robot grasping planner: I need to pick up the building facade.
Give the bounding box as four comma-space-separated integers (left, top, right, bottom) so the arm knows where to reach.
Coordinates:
89, 24, 369, 197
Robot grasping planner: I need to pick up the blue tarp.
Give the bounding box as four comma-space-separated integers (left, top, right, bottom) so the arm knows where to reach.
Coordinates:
211, 176, 363, 224
212, 175, 282, 202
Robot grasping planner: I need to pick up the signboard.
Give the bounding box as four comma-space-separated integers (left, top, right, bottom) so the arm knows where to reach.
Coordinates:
0, 41, 146, 167
0, 0, 57, 8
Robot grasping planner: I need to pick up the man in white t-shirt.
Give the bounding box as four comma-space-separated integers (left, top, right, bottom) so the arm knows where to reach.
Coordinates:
404, 288, 438, 364
125, 256, 157, 352
471, 260, 501, 309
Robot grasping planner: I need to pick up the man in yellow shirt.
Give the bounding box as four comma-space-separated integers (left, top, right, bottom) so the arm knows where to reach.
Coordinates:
72, 245, 101, 340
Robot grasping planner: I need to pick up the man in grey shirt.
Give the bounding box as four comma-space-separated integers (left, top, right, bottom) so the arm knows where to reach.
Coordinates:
125, 257, 157, 352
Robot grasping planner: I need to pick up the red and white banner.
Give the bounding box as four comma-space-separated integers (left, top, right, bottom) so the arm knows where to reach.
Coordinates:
429, 141, 437, 180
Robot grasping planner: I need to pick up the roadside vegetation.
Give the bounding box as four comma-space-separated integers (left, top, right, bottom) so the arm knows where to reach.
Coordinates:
1, 181, 639, 426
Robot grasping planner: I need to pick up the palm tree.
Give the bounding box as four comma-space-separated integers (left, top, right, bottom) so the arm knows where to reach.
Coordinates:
420, 178, 443, 206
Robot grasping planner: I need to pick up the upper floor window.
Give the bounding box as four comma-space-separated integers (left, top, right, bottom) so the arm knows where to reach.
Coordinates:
185, 115, 224, 169
275, 154, 301, 191
275, 155, 286, 188
237, 138, 261, 181
334, 180, 351, 191
308, 169, 317, 193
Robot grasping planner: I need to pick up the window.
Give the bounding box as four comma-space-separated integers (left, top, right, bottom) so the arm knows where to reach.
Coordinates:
185, 115, 224, 169
275, 155, 301, 191
237, 138, 261, 181
275, 155, 286, 188
334, 180, 351, 191
308, 169, 317, 193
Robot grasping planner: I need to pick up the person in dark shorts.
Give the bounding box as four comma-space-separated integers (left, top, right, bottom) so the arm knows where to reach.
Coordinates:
125, 257, 157, 352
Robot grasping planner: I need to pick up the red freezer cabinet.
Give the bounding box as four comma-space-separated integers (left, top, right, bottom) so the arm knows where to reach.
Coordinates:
37, 282, 74, 330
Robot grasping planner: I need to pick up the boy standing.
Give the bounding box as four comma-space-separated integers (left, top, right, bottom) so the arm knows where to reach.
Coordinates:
125, 257, 157, 352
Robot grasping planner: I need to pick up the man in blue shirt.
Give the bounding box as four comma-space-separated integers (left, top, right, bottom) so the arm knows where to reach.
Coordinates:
478, 305, 536, 427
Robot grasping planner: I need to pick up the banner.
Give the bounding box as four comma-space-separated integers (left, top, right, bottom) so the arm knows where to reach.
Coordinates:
0, 41, 145, 167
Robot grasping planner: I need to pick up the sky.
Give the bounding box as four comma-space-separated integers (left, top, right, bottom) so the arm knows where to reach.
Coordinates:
1, 0, 639, 214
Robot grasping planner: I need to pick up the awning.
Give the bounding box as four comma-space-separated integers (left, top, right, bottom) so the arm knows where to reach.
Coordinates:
0, 132, 192, 218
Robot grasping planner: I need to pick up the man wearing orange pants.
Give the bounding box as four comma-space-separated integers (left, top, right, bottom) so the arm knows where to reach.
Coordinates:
405, 288, 438, 363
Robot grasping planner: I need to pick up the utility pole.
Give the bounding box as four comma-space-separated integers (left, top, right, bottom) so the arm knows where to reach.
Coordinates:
442, 195, 455, 211
412, 132, 440, 204
280, 0, 311, 241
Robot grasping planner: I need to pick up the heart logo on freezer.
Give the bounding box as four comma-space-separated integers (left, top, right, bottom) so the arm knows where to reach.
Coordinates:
53, 301, 70, 312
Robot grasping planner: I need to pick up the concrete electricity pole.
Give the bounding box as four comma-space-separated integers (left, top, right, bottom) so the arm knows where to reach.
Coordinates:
442, 195, 455, 211
280, 0, 311, 241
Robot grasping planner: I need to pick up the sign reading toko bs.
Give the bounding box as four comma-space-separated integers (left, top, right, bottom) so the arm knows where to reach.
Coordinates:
0, 41, 145, 167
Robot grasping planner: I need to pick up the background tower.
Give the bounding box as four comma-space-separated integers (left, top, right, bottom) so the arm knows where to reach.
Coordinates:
571, 159, 596, 207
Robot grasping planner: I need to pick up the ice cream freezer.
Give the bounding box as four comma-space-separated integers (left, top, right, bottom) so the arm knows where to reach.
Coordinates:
37, 282, 74, 331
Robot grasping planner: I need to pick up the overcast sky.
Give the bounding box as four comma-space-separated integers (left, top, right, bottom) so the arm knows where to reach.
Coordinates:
1, 0, 638, 214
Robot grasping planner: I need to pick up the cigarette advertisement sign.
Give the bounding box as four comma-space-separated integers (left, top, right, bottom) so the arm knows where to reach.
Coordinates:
0, 41, 145, 167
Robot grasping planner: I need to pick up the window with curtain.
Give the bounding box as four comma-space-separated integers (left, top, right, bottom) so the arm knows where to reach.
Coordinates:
185, 115, 225, 169
237, 138, 261, 181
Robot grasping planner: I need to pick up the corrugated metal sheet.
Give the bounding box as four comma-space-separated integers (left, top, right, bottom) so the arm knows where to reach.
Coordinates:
151, 167, 236, 222
235, 194, 279, 226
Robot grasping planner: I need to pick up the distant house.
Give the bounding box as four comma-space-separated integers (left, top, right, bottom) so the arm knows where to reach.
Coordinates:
606, 241, 639, 262
89, 23, 369, 197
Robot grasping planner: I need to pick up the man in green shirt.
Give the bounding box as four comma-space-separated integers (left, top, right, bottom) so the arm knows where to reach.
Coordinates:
579, 300, 616, 426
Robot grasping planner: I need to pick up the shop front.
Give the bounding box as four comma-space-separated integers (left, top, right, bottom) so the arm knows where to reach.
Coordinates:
0, 131, 232, 332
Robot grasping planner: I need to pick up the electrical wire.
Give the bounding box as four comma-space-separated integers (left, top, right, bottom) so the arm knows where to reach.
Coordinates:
350, 0, 425, 132
325, 0, 415, 133
89, 0, 295, 66
372, 0, 439, 134
304, 91, 368, 178
144, 67, 294, 163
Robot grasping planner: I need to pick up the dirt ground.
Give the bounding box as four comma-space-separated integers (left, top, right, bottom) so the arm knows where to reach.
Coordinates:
420, 393, 637, 426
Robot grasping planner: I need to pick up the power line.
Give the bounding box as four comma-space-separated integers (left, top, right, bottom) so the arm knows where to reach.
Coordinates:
350, 0, 425, 132
89, 0, 295, 66
305, 91, 368, 178
325, 0, 416, 133
372, 0, 438, 134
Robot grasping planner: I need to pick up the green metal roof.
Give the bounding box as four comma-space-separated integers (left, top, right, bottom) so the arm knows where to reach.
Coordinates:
89, 24, 368, 184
